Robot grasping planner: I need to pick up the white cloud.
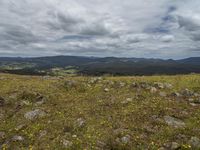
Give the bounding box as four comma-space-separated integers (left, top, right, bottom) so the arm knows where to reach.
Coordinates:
0, 0, 200, 58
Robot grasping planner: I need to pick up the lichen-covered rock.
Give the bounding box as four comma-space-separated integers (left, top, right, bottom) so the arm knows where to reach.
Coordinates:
104, 88, 109, 92
75, 118, 86, 128
189, 137, 200, 149
150, 87, 157, 93
24, 109, 46, 120
12, 135, 24, 141
164, 116, 186, 128
62, 139, 73, 148
121, 135, 131, 144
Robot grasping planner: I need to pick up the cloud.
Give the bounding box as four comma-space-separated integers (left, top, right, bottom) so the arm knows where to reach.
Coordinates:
160, 35, 175, 42
0, 0, 200, 58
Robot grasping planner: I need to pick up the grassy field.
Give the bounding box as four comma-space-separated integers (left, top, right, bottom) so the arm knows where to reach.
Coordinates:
0, 73, 200, 150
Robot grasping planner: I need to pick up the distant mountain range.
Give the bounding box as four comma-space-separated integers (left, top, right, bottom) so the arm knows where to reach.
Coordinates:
0, 56, 200, 76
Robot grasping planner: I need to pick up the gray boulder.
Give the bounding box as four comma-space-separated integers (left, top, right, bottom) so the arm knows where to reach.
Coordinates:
24, 109, 46, 120
12, 135, 24, 141
164, 116, 186, 128
189, 137, 200, 149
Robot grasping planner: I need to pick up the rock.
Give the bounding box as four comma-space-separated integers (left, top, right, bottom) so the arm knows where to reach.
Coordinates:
72, 135, 77, 138
0, 132, 5, 139
24, 109, 46, 120
0, 97, 5, 107
181, 89, 194, 97
140, 82, 151, 89
188, 98, 194, 102
131, 82, 138, 88
21, 100, 31, 106
118, 82, 126, 87
164, 83, 173, 89
35, 100, 45, 105
121, 98, 133, 104
121, 135, 131, 144
104, 88, 109, 92
188, 137, 200, 149
154, 82, 165, 89
159, 92, 167, 97
64, 80, 78, 89
171, 142, 180, 149
190, 103, 198, 107
75, 118, 86, 128
171, 92, 181, 97
62, 139, 72, 148
164, 116, 186, 128
150, 87, 157, 93
189, 98, 200, 106
12, 135, 24, 141
15, 124, 26, 131
163, 142, 180, 150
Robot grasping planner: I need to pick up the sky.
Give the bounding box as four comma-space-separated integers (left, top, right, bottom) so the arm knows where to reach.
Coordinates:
0, 0, 200, 59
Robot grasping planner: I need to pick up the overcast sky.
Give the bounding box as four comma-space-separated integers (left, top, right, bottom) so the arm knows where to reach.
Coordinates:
0, 0, 200, 59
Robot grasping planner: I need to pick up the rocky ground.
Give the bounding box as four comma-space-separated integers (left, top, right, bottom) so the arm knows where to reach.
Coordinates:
0, 74, 200, 149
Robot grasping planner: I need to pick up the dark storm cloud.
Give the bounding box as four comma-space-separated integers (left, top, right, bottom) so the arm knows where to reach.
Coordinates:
0, 24, 39, 44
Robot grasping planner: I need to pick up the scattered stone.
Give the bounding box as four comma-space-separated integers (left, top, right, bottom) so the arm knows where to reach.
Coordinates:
150, 87, 157, 93
131, 82, 137, 88
171, 142, 180, 149
188, 137, 200, 149
118, 82, 126, 87
0, 132, 5, 139
64, 80, 78, 89
171, 92, 181, 97
181, 89, 194, 97
159, 92, 167, 97
75, 118, 86, 128
15, 124, 26, 131
164, 116, 186, 128
113, 128, 129, 136
154, 82, 165, 89
62, 139, 72, 148
163, 142, 180, 150
190, 103, 198, 107
35, 100, 45, 105
164, 83, 173, 89
194, 93, 200, 97
24, 109, 46, 120
189, 98, 200, 106
188, 98, 194, 102
0, 97, 5, 107
12, 135, 24, 141
121, 98, 133, 104
72, 135, 77, 138
140, 82, 151, 89
121, 135, 131, 144
104, 88, 109, 92
21, 100, 31, 106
